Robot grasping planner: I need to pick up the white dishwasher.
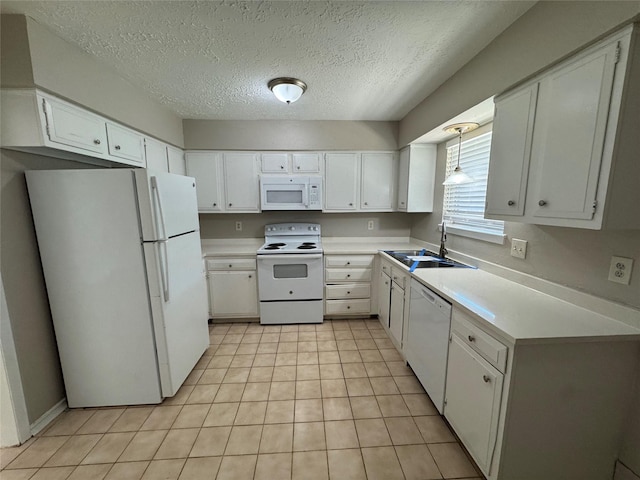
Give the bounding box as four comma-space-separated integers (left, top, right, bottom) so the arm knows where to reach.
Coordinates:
405, 278, 452, 414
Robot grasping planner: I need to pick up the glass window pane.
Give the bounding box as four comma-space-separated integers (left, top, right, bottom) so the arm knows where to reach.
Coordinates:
273, 264, 308, 278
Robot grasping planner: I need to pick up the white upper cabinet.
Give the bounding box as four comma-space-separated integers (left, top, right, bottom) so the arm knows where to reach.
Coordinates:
185, 152, 224, 212
324, 152, 359, 211
361, 152, 395, 210
41, 95, 108, 156
485, 85, 538, 216
167, 145, 186, 175
397, 145, 436, 212
292, 153, 321, 173
260, 152, 321, 173
223, 152, 260, 212
261, 153, 290, 173
144, 137, 170, 172
486, 25, 640, 229
105, 122, 145, 166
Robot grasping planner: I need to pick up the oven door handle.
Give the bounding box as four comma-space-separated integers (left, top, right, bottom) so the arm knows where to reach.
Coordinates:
258, 253, 323, 261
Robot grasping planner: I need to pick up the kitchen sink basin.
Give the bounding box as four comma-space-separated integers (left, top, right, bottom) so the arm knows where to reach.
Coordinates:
382, 250, 473, 269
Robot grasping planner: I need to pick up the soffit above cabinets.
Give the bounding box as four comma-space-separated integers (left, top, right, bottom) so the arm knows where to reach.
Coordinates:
0, 1, 534, 121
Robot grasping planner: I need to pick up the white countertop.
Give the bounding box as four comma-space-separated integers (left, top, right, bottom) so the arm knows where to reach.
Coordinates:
200, 236, 640, 344
409, 266, 640, 345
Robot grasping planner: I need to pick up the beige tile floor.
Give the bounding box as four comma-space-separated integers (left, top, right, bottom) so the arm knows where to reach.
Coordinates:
1, 318, 484, 480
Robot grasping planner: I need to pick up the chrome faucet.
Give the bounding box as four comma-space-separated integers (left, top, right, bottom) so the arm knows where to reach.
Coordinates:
439, 221, 448, 258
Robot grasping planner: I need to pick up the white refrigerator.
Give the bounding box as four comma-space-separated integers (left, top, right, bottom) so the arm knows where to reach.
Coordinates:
26, 169, 209, 408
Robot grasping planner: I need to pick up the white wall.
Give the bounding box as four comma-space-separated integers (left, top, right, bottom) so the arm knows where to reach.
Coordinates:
183, 120, 398, 151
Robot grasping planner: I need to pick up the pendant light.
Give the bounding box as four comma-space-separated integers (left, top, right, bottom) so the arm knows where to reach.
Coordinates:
268, 77, 307, 104
442, 122, 479, 186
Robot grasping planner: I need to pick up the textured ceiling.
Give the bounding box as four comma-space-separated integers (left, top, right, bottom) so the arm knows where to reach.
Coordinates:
1, 1, 535, 121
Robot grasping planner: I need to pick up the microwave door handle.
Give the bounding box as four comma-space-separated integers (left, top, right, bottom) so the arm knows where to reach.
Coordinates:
302, 185, 309, 208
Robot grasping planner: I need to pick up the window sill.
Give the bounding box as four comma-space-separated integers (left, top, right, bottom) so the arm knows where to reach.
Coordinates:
441, 224, 506, 245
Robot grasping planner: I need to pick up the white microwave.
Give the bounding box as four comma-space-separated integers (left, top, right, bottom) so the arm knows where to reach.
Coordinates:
260, 175, 323, 210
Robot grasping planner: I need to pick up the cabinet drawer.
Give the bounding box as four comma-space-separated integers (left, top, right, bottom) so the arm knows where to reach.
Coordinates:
325, 268, 372, 282
325, 255, 374, 268
325, 299, 371, 315
381, 262, 392, 276
451, 309, 508, 373
206, 257, 256, 271
391, 267, 408, 289
325, 283, 371, 300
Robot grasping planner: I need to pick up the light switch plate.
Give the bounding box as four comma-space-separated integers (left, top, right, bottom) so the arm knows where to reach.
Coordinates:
608, 256, 633, 285
511, 238, 527, 259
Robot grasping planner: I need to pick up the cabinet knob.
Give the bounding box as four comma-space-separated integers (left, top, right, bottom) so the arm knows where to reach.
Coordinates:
280, 165, 284, 169
115, 145, 121, 150
248, 275, 252, 278
289, 290, 293, 295
468, 335, 475, 342
347, 305, 351, 309
229, 203, 232, 207
483, 375, 491, 383
365, 202, 368, 205
347, 291, 351, 295
346, 261, 350, 265
93, 139, 101, 145
507, 200, 515, 206
346, 274, 351, 278
349, 203, 353, 206
297, 166, 300, 170
229, 264, 233, 268
538, 200, 547, 206
213, 203, 217, 207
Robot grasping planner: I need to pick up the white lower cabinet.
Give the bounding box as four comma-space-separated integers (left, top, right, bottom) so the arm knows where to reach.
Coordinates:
442, 306, 639, 480
377, 258, 408, 350
445, 333, 504, 474
206, 257, 258, 318
324, 255, 374, 316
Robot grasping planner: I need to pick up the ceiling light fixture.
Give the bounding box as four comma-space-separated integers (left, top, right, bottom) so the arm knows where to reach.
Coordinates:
268, 77, 307, 104
442, 122, 479, 186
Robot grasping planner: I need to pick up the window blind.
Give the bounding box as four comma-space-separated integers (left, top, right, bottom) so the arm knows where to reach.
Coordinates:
443, 131, 504, 237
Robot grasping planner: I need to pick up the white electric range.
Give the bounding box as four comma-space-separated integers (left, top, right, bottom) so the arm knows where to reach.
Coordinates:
256, 223, 324, 324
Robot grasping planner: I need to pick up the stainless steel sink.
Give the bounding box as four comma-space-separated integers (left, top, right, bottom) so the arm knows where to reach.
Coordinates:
382, 250, 473, 269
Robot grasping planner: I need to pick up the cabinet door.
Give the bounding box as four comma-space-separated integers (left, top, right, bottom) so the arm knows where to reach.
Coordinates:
292, 153, 321, 173
209, 270, 258, 317
224, 153, 260, 212
167, 146, 186, 176
486, 84, 538, 216
41, 96, 108, 155
528, 41, 619, 221
397, 148, 410, 211
324, 153, 359, 210
261, 153, 289, 173
445, 335, 504, 474
105, 122, 146, 166
185, 152, 223, 212
389, 282, 404, 346
145, 138, 169, 173
377, 270, 391, 329
361, 152, 395, 210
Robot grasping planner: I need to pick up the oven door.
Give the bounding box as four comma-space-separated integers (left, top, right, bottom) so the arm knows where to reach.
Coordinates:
257, 253, 323, 301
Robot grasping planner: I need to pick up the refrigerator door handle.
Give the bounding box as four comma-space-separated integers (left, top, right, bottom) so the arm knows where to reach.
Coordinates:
150, 176, 169, 242
157, 240, 170, 302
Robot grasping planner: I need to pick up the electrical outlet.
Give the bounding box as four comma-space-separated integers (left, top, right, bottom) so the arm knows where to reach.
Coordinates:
235, 221, 242, 231
608, 256, 633, 285
510, 238, 527, 259
367, 220, 374, 231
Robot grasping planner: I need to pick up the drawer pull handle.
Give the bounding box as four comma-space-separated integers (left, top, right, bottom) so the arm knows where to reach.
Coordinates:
538, 200, 547, 206
346, 261, 350, 265
94, 139, 101, 145
349, 203, 353, 206
297, 166, 300, 169
483, 375, 491, 383
228, 203, 232, 207
468, 335, 475, 342
248, 275, 252, 278
507, 200, 515, 206
347, 274, 351, 278
347, 305, 351, 309
289, 291, 293, 295
213, 203, 217, 207
229, 264, 233, 268
347, 291, 351, 295
280, 165, 285, 169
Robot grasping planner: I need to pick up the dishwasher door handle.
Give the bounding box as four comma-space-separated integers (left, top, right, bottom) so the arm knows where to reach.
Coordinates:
421, 289, 436, 304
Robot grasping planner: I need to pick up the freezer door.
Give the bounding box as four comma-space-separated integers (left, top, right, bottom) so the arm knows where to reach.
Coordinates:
144, 231, 209, 397
135, 170, 200, 241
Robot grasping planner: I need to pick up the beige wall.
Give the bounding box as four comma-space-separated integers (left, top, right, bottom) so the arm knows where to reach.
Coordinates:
183, 120, 398, 151
200, 212, 411, 240
0, 15, 185, 148
0, 149, 90, 423
400, 1, 640, 146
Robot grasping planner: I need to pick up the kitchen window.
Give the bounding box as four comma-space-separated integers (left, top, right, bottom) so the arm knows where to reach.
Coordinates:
443, 131, 506, 244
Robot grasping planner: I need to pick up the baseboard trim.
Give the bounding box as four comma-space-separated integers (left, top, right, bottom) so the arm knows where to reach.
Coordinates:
29, 398, 67, 436
615, 461, 640, 480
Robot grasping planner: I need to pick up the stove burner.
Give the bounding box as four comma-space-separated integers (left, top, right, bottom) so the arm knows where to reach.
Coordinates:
297, 245, 316, 249
264, 245, 282, 250
301, 242, 316, 246
267, 243, 286, 247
